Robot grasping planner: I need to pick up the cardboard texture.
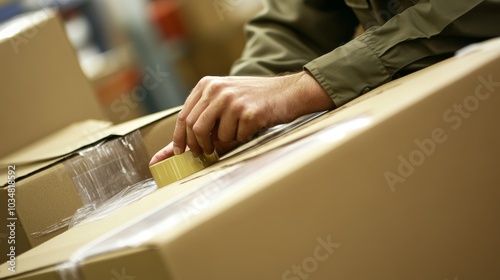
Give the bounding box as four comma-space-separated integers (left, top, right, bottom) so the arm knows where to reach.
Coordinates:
0, 9, 106, 158
2, 38, 500, 279
0, 107, 180, 263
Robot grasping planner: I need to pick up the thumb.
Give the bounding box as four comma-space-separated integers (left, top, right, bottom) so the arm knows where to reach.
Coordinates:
149, 142, 175, 166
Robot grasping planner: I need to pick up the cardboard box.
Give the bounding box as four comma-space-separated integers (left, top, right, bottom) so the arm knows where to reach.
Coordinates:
0, 107, 181, 262
2, 38, 500, 278
0, 9, 106, 158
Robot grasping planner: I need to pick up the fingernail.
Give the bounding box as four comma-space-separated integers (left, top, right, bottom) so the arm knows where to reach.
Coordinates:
173, 146, 181, 155
192, 151, 201, 158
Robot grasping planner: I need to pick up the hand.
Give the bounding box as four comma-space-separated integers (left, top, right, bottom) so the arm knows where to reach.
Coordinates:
149, 71, 334, 166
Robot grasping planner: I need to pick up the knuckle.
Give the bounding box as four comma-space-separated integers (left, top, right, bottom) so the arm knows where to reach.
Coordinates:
201, 77, 235, 100
198, 76, 213, 85
200, 76, 217, 86
177, 109, 189, 123
177, 110, 187, 122
241, 107, 260, 122
206, 83, 224, 98
192, 122, 213, 138
192, 123, 205, 136
219, 90, 236, 103
228, 98, 245, 113
185, 115, 196, 128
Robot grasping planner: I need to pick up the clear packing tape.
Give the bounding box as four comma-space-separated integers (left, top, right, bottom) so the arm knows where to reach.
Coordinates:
56, 116, 372, 280
149, 150, 219, 188
31, 131, 157, 239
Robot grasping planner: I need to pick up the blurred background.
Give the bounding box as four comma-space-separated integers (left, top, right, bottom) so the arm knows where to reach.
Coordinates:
0, 0, 262, 123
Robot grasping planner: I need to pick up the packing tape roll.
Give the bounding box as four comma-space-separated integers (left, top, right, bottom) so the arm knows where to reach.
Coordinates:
149, 151, 218, 188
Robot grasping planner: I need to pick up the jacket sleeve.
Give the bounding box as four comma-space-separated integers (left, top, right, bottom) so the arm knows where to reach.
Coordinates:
232, 0, 492, 107
304, 0, 486, 106
230, 0, 359, 76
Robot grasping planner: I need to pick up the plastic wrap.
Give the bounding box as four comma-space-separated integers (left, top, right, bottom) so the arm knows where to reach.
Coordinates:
67, 131, 150, 206
31, 131, 153, 239
69, 179, 157, 228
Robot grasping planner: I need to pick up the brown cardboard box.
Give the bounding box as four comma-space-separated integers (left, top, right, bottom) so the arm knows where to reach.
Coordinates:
2, 38, 500, 279
0, 107, 180, 263
0, 9, 106, 158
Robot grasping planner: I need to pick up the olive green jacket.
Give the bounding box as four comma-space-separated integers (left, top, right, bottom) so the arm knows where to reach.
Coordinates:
230, 0, 500, 106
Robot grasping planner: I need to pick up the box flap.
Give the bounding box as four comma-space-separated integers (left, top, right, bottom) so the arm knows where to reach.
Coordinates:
0, 107, 181, 186
0, 120, 113, 166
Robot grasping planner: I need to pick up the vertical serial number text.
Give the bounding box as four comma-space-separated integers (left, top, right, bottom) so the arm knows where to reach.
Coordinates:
6, 165, 17, 272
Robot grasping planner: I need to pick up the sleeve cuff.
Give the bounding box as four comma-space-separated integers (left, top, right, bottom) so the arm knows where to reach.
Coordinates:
304, 30, 392, 107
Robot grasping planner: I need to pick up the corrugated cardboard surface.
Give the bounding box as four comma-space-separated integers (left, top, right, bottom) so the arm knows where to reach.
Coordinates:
0, 9, 106, 158
0, 107, 180, 263
2, 39, 499, 279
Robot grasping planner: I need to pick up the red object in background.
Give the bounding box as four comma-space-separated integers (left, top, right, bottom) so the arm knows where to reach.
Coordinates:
96, 67, 141, 105
149, 0, 187, 40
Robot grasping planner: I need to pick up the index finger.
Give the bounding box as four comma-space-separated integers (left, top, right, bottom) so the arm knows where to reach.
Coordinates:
173, 86, 204, 155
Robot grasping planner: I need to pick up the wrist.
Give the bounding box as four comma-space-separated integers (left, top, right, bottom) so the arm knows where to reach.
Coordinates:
295, 71, 336, 114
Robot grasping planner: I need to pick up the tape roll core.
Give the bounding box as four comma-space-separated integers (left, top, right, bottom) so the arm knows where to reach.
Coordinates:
149, 151, 218, 188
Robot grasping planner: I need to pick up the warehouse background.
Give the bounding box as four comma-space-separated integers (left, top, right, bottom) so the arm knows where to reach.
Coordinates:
0, 0, 262, 123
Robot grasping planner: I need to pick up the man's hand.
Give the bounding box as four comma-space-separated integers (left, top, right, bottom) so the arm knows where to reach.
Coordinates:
149, 71, 334, 166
